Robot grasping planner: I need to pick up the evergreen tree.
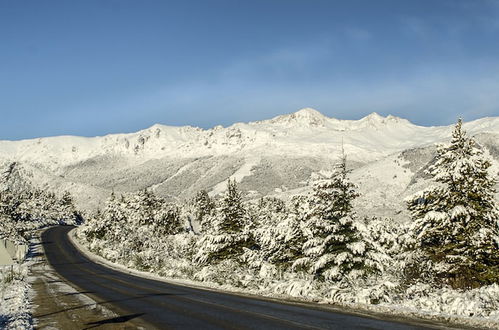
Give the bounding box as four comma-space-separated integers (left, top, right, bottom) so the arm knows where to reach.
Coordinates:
86, 192, 124, 240
293, 153, 379, 281
193, 190, 215, 233
255, 197, 305, 268
0, 162, 83, 239
154, 205, 182, 236
129, 189, 182, 235
56, 191, 81, 225
218, 179, 245, 233
128, 189, 158, 226
195, 179, 248, 264
406, 118, 499, 288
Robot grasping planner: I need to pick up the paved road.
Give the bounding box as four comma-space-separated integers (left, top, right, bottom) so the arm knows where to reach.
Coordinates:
42, 226, 440, 330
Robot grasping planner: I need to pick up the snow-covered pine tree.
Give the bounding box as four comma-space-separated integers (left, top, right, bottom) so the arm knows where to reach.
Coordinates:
293, 152, 379, 281
128, 189, 157, 227
253, 197, 304, 268
153, 204, 182, 236
56, 191, 81, 225
218, 179, 245, 233
194, 179, 249, 264
130, 189, 182, 235
406, 118, 499, 288
193, 190, 215, 233
85, 192, 124, 240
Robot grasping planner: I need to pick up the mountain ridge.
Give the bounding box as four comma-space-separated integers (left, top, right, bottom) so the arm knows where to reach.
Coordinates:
0, 108, 498, 215
1, 109, 498, 170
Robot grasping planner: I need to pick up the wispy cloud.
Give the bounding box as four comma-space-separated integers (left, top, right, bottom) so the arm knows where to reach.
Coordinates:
218, 38, 335, 82
130, 57, 499, 129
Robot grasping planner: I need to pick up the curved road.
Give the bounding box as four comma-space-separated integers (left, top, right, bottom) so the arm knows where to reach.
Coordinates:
42, 226, 440, 329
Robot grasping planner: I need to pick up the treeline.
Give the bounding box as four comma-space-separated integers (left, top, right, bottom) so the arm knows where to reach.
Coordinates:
79, 119, 499, 295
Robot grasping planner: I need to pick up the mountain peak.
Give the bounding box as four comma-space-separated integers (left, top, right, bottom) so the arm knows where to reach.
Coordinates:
357, 112, 411, 127
361, 112, 385, 121
266, 108, 327, 127
294, 107, 324, 117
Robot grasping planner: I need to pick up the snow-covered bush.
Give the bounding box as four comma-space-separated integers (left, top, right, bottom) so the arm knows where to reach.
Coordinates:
79, 189, 188, 275
0, 163, 81, 242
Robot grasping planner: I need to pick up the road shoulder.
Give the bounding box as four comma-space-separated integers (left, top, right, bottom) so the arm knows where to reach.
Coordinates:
69, 228, 467, 330
31, 228, 145, 329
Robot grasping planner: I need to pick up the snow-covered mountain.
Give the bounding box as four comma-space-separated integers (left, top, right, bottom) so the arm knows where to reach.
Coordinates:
1, 108, 498, 218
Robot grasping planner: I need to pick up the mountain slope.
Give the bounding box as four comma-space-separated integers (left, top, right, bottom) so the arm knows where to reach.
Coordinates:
1, 108, 498, 214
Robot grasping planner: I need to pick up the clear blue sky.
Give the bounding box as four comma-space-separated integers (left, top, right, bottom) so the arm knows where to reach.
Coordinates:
1, 0, 499, 140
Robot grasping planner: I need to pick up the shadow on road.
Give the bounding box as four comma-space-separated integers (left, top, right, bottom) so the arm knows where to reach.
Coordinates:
62, 291, 94, 297
83, 313, 146, 329
48, 261, 90, 266
36, 292, 181, 319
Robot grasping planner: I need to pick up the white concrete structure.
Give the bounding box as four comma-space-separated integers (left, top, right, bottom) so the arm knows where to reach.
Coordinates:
0, 239, 28, 265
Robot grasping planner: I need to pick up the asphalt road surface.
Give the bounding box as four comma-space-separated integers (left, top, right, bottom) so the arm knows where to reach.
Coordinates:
41, 226, 441, 329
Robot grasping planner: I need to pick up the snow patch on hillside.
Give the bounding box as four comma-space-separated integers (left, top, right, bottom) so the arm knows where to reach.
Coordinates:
210, 157, 261, 197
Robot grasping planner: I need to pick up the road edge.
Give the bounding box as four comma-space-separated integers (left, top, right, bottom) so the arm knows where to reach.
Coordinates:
67, 227, 482, 330
38, 227, 156, 330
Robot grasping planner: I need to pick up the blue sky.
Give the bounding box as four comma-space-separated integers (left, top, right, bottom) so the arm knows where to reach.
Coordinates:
1, 0, 499, 139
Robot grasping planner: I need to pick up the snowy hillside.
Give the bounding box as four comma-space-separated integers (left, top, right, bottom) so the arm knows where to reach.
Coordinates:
1, 108, 498, 213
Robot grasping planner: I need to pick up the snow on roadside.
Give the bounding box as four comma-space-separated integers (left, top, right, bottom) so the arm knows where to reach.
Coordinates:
70, 229, 499, 329
30, 261, 118, 322
0, 232, 117, 330
0, 244, 35, 330
0, 265, 32, 329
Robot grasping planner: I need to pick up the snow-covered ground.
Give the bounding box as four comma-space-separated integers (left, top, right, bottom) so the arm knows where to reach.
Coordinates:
0, 265, 31, 329
0, 242, 35, 330
0, 232, 121, 330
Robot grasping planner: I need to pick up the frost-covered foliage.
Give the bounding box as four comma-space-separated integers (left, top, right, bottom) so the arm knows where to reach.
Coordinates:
0, 163, 81, 242
76, 128, 499, 327
364, 216, 407, 257
0, 265, 32, 329
406, 119, 499, 289
252, 197, 304, 268
0, 164, 82, 330
194, 179, 251, 264
293, 154, 382, 281
79, 189, 189, 273
193, 190, 215, 233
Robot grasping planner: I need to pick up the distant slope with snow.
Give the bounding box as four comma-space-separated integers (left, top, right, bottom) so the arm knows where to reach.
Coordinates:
1, 108, 498, 215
